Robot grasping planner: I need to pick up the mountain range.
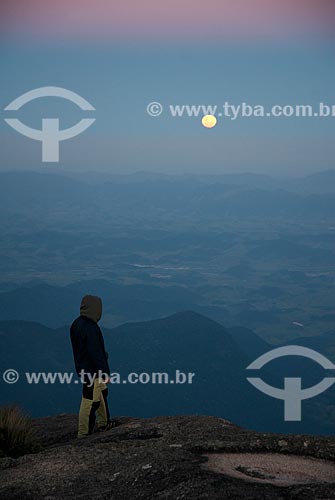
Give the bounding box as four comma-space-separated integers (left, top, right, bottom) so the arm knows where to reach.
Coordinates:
1, 170, 335, 218
0, 311, 333, 435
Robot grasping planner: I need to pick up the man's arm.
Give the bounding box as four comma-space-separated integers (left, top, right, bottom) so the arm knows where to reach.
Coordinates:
86, 325, 110, 376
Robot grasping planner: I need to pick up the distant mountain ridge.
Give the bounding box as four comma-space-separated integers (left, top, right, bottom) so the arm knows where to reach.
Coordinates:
1, 170, 335, 218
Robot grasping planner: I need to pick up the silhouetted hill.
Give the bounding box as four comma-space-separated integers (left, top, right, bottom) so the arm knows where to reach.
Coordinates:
0, 312, 333, 434
281, 330, 335, 362
227, 326, 270, 359
0, 281, 201, 328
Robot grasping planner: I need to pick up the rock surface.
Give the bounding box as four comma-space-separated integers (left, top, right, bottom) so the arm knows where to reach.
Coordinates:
205, 452, 335, 486
0, 414, 334, 499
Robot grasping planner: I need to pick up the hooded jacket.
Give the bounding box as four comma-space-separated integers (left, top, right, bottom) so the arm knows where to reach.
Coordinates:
70, 295, 110, 377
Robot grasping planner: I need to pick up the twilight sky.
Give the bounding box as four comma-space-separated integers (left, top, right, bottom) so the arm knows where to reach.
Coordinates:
0, 0, 334, 175
1, 0, 333, 40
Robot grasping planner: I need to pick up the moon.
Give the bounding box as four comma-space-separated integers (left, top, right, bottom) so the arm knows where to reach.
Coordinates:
201, 114, 217, 129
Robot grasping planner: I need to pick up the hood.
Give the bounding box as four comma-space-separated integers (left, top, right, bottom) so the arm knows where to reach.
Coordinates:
80, 295, 102, 323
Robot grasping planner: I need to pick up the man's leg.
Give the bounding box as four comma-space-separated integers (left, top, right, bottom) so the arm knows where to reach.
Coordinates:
101, 386, 111, 424
78, 377, 100, 438
95, 381, 110, 429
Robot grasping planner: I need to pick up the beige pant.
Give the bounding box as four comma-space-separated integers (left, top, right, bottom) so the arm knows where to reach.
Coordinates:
78, 378, 108, 438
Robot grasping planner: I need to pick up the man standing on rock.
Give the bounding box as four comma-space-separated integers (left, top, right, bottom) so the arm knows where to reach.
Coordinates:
70, 295, 112, 438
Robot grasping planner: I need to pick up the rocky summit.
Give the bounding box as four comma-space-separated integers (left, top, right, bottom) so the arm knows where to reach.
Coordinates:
0, 415, 334, 500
